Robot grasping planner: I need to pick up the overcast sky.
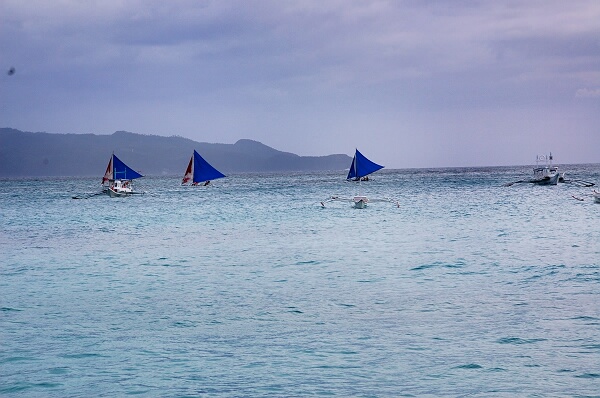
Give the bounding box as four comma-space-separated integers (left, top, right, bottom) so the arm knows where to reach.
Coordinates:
1, 0, 599, 168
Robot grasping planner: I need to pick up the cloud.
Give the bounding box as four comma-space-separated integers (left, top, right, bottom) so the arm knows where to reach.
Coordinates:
575, 88, 600, 98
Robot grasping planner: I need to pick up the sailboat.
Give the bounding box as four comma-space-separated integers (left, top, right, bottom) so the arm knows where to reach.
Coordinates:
346, 148, 384, 182
182, 150, 226, 186
321, 149, 399, 209
101, 154, 144, 197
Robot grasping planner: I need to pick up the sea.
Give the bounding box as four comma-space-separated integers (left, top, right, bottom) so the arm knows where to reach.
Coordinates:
1, 165, 599, 397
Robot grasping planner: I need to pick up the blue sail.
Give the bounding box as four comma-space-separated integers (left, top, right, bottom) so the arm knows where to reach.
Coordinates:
192, 150, 225, 183
113, 154, 143, 180
346, 149, 384, 180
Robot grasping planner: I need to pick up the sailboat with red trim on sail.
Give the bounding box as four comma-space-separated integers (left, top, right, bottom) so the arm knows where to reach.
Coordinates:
101, 153, 144, 197
182, 150, 226, 186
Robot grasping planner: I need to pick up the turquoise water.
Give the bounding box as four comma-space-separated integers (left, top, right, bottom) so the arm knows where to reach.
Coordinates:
1, 166, 599, 397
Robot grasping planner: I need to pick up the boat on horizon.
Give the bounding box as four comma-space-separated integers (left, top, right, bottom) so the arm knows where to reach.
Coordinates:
321, 149, 398, 209
182, 150, 226, 186
101, 153, 144, 197
531, 153, 563, 185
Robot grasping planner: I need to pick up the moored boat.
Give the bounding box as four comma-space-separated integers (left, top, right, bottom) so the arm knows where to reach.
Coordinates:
531, 153, 561, 185
352, 195, 369, 209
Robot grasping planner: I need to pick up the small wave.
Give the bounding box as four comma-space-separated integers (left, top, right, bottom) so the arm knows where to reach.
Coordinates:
411, 260, 466, 271
411, 263, 436, 271
570, 272, 600, 283
295, 260, 320, 266
0, 382, 62, 394
172, 320, 197, 328
581, 344, 600, 350
49, 367, 69, 375
123, 387, 152, 395
487, 367, 507, 372
571, 316, 598, 321
557, 368, 575, 373
60, 353, 103, 359
496, 337, 546, 345
0, 356, 38, 364
575, 373, 600, 379
455, 363, 483, 369
1, 307, 22, 312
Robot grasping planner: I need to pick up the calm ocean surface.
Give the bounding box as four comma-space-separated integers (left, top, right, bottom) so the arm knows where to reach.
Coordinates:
1, 165, 599, 397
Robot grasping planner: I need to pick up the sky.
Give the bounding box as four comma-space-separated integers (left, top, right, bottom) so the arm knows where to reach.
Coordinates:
1, 0, 599, 168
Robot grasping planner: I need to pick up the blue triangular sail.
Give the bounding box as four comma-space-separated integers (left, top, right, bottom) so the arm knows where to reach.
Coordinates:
192, 150, 225, 183
112, 154, 143, 180
346, 149, 384, 180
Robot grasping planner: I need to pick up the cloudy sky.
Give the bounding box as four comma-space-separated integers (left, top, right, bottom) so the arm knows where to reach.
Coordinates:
1, 0, 599, 168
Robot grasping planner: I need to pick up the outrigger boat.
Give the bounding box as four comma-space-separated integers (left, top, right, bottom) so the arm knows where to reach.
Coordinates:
101, 154, 144, 197
182, 150, 225, 186
531, 153, 562, 185
321, 149, 399, 209
505, 154, 595, 188
571, 189, 600, 202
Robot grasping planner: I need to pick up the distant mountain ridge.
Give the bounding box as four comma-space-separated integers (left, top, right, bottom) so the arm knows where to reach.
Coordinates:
0, 128, 351, 177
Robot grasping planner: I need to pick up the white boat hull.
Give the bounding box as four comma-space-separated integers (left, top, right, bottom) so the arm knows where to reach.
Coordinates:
104, 179, 140, 197
107, 187, 132, 197
531, 171, 559, 185
353, 196, 368, 209
532, 158, 560, 185
531, 168, 560, 185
